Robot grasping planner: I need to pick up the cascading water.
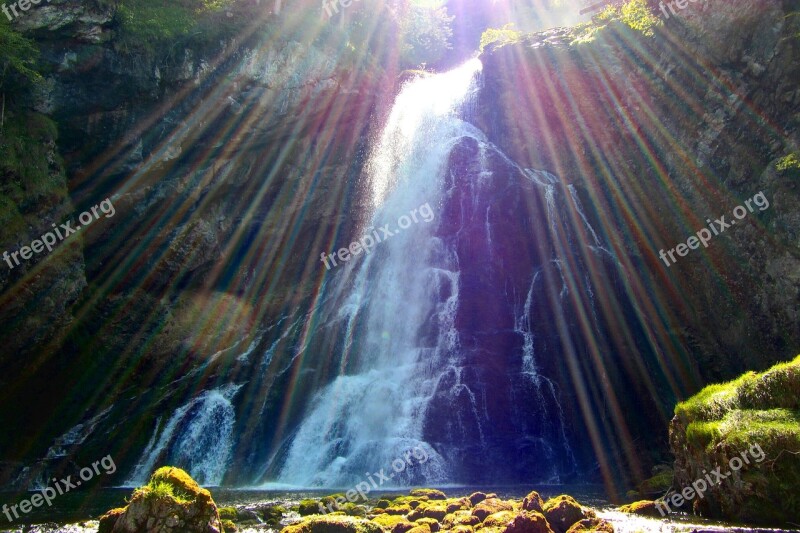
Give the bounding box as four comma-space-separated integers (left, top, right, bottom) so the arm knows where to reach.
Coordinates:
275, 60, 486, 487
126, 384, 242, 486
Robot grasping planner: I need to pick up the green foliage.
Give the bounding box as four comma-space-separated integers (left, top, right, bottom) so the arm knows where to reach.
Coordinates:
398, 5, 454, 67
139, 479, 193, 503
112, 0, 235, 52
776, 153, 800, 173
620, 0, 661, 36
677, 355, 800, 451
0, 16, 40, 86
479, 24, 523, 52
0, 112, 65, 212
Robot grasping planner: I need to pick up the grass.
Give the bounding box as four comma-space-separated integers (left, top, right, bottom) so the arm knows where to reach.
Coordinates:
676, 355, 800, 451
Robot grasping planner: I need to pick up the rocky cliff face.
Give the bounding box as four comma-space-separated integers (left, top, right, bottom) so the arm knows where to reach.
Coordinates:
476, 0, 800, 384
1, 0, 798, 496
0, 0, 391, 486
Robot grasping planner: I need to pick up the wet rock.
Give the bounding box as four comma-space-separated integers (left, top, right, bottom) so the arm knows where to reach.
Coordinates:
565, 518, 614, 533
521, 491, 545, 513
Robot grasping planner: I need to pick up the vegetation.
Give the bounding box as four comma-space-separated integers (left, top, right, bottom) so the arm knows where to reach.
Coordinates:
776, 152, 800, 175
479, 24, 524, 53
0, 16, 40, 87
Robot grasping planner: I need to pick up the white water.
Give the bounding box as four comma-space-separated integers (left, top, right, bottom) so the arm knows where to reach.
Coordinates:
126, 384, 242, 486
276, 60, 483, 487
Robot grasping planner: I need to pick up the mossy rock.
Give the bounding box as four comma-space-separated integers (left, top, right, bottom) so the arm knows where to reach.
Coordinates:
565, 518, 614, 533
385, 504, 413, 515
442, 510, 481, 528
410, 489, 448, 500
282, 515, 385, 533
468, 493, 487, 506
376, 499, 393, 509
300, 499, 324, 516
406, 525, 432, 533
419, 504, 449, 521
415, 517, 441, 532
636, 468, 673, 496
482, 511, 517, 527
445, 498, 471, 513
99, 467, 222, 532
341, 503, 368, 517
503, 511, 553, 533
617, 500, 661, 517
670, 355, 800, 525
542, 496, 592, 533
521, 491, 544, 513
219, 506, 238, 520
450, 526, 475, 533
222, 518, 239, 532
472, 499, 514, 521
371, 513, 416, 533
98, 508, 126, 533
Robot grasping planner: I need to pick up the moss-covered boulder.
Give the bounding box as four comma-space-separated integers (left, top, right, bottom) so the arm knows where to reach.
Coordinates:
414, 517, 441, 532
371, 513, 416, 533
617, 500, 661, 517
542, 496, 593, 533
282, 515, 384, 533
483, 511, 517, 528
442, 510, 481, 528
670, 355, 800, 526
521, 491, 544, 513
468, 493, 487, 506
299, 499, 324, 516
502, 511, 553, 533
98, 467, 223, 533
406, 524, 432, 533
471, 498, 514, 521
410, 489, 448, 500
565, 518, 613, 533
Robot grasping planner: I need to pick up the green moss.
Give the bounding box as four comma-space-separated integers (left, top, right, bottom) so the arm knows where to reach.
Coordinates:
219, 506, 237, 520
222, 518, 238, 532
283, 515, 385, 533
619, 0, 661, 36
479, 24, 523, 52
776, 153, 800, 173
299, 499, 323, 516
138, 466, 209, 505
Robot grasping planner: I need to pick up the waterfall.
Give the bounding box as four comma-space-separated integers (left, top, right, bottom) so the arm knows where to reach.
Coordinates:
126, 384, 242, 486
270, 55, 632, 486
275, 60, 483, 487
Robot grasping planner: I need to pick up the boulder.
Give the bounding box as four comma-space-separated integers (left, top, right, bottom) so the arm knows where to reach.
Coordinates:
442, 510, 481, 528
670, 355, 800, 526
282, 515, 384, 533
371, 513, 415, 533
565, 518, 614, 533
471, 498, 514, 521
98, 467, 223, 533
410, 489, 448, 500
617, 501, 661, 517
502, 511, 554, 533
542, 496, 593, 533
468, 493, 487, 506
521, 491, 544, 513
483, 511, 517, 527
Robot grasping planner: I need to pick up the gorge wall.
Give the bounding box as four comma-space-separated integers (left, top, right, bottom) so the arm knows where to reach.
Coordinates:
0, 0, 798, 497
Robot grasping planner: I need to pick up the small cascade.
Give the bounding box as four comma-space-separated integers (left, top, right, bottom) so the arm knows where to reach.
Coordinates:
126, 384, 242, 486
